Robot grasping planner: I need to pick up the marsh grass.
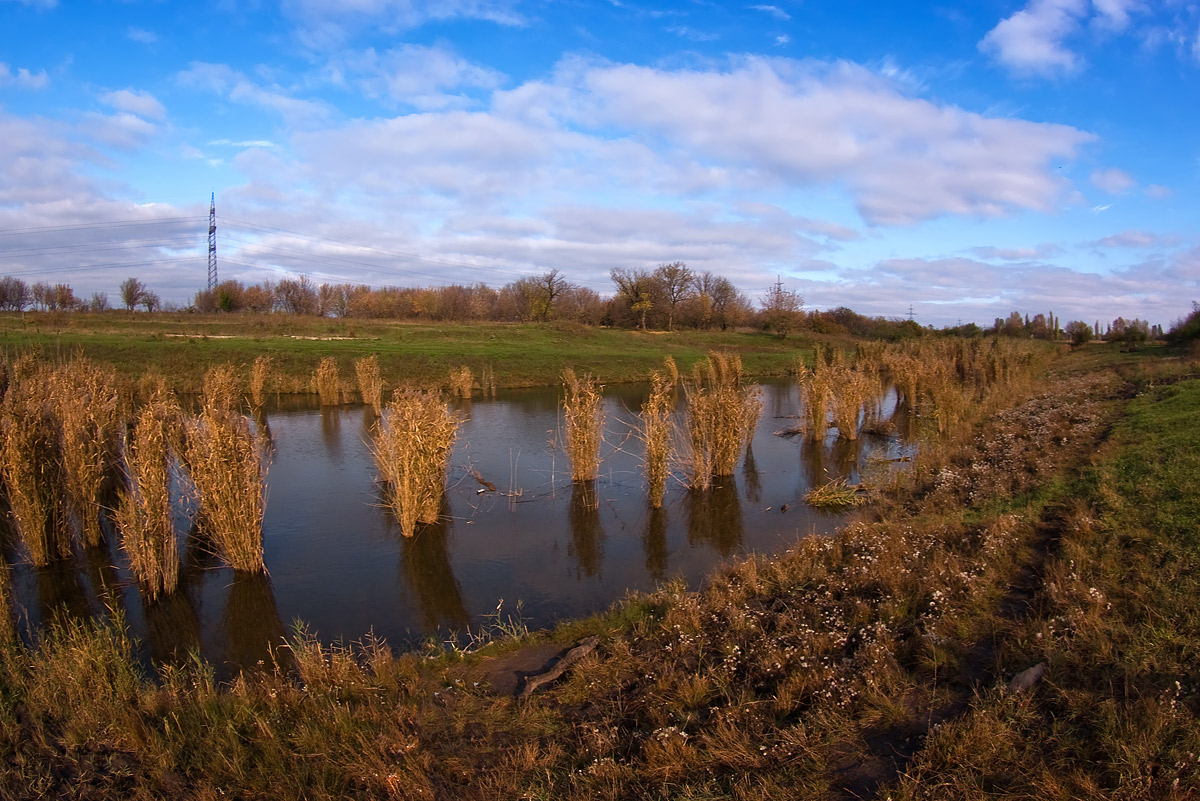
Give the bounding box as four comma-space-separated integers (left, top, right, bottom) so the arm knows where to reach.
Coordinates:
355, 354, 383, 415
184, 398, 268, 572
250, 355, 272, 409
450, 365, 474, 399
315, 356, 341, 407
641, 371, 674, 508
115, 395, 181, 599
683, 353, 760, 490
202, 363, 243, 414
0, 366, 70, 565
372, 390, 460, 537
54, 361, 122, 548
562, 368, 605, 484
828, 366, 874, 441
803, 476, 868, 509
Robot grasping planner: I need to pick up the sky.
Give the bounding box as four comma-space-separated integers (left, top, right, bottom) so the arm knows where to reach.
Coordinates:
1, 0, 1197, 328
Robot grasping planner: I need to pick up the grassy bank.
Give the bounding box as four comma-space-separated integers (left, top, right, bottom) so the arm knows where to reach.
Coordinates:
1, 343, 1197, 799
0, 312, 816, 395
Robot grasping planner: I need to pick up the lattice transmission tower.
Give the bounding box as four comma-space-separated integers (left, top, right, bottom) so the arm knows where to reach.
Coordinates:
207, 192, 218, 291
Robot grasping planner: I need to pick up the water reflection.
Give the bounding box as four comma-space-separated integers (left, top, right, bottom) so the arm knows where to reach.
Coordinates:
642, 505, 668, 582
568, 481, 603, 578
320, 408, 343, 462
685, 481, 744, 558
143, 587, 201, 667
399, 516, 469, 632
742, 446, 763, 505
218, 572, 288, 675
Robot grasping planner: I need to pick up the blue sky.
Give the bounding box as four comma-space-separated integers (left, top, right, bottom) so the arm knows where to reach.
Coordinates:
1, 0, 1197, 327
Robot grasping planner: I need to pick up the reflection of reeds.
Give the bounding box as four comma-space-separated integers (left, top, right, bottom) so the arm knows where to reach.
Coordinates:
355, 354, 383, 416
250, 355, 272, 409
55, 361, 121, 548
683, 353, 758, 490
449, 365, 473, 399
641, 371, 673, 507
185, 399, 268, 573
480, 364, 497, 399
0, 368, 69, 566
373, 390, 459, 537
315, 357, 341, 407
562, 368, 604, 483
115, 395, 181, 600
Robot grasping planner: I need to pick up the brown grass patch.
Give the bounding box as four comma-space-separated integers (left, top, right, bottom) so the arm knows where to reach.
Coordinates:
562, 368, 605, 483
372, 390, 460, 537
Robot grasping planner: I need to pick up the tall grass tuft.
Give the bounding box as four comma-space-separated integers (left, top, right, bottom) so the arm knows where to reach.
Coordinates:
355, 354, 383, 416
250, 355, 272, 409
184, 393, 269, 572
315, 357, 341, 407
641, 370, 674, 508
562, 368, 605, 484
683, 352, 760, 490
0, 366, 70, 565
372, 390, 459, 537
449, 365, 474, 399
663, 355, 680, 386
828, 365, 874, 441
203, 363, 243, 414
54, 361, 122, 548
115, 394, 181, 600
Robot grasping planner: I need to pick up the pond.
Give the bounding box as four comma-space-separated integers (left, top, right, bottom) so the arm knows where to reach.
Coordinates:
2, 379, 916, 678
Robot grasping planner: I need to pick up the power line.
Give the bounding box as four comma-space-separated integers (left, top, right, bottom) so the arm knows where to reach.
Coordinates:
0, 217, 205, 238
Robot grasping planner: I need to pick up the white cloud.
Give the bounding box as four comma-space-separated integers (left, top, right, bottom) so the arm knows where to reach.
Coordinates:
973, 243, 1063, 260
177, 62, 331, 124
210, 138, 279, 148
280, 0, 524, 48
775, 34, 790, 46
1093, 229, 1177, 248
1145, 184, 1172, 199
1091, 167, 1135, 194
1091, 0, 1142, 31
0, 62, 50, 89
340, 44, 504, 109
751, 4, 790, 21
979, 0, 1088, 76
81, 111, 159, 150
100, 88, 167, 121
127, 27, 158, 44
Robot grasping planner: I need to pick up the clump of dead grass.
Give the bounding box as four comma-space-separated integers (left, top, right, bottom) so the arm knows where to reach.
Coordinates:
115, 393, 183, 599
682, 353, 760, 490
355, 354, 383, 416
315, 357, 341, 407
562, 368, 605, 483
250, 355, 272, 409
54, 361, 122, 548
641, 370, 674, 508
449, 365, 474, 399
372, 389, 460, 537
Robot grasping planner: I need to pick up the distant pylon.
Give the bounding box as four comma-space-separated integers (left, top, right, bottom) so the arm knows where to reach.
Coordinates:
207, 192, 218, 291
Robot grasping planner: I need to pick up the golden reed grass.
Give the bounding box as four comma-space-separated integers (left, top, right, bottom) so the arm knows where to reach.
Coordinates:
562, 368, 605, 484
54, 361, 122, 548
0, 364, 70, 565
355, 354, 383, 416
449, 365, 473, 399
115, 394, 181, 600
683, 352, 760, 490
250, 355, 272, 409
315, 357, 341, 407
203, 363, 243, 414
372, 390, 459, 537
184, 393, 269, 573
641, 370, 674, 508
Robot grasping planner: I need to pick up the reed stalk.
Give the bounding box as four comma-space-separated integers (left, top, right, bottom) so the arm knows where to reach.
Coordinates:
0, 368, 70, 566
804, 476, 867, 508
372, 390, 459, 537
449, 365, 474, 399
641, 370, 674, 508
54, 361, 122, 548
683, 353, 757, 489
829, 366, 874, 441
355, 355, 383, 415
115, 396, 181, 600
184, 399, 269, 572
315, 357, 341, 407
250, 355, 272, 409
662, 355, 679, 386
203, 363, 243, 415
562, 368, 605, 483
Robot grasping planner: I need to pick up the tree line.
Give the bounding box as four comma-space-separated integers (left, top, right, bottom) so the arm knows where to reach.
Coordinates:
0, 269, 1183, 344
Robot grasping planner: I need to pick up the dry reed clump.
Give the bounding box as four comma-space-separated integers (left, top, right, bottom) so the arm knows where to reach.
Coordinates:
184, 395, 269, 572
803, 476, 868, 508
355, 354, 383, 415
663, 355, 680, 386
53, 361, 123, 548
250, 355, 272, 409
562, 368, 605, 483
827, 365, 875, 441
0, 365, 70, 566
449, 365, 474, 399
314, 357, 341, 407
203, 363, 243, 414
372, 390, 459, 537
115, 394, 182, 600
683, 353, 760, 490
480, 364, 497, 399
641, 370, 674, 508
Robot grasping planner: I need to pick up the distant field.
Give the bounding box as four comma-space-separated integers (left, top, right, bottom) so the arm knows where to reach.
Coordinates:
0, 311, 817, 394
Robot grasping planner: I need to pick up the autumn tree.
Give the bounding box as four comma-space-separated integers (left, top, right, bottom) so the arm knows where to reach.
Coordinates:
119, 277, 147, 311
760, 278, 803, 338
611, 268, 656, 330
653, 261, 694, 331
